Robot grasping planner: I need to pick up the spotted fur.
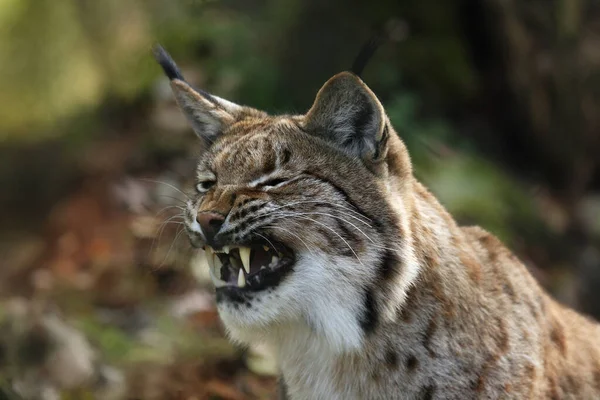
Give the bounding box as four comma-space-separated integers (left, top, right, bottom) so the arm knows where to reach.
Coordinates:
154, 46, 600, 399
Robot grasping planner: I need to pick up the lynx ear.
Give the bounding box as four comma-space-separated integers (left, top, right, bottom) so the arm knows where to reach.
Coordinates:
304, 72, 388, 161
153, 45, 243, 145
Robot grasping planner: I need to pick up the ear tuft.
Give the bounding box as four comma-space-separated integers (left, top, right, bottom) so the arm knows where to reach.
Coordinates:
304, 72, 387, 161
153, 44, 247, 146
153, 44, 219, 104
153, 44, 185, 81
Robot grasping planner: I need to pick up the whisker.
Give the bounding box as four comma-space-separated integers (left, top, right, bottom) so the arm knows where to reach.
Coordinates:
149, 225, 184, 258
156, 214, 185, 232
267, 225, 315, 257
263, 210, 396, 252
155, 205, 185, 217
268, 213, 364, 266
273, 194, 369, 218
268, 212, 398, 251
241, 199, 372, 230
285, 211, 397, 252
296, 216, 363, 266
151, 214, 185, 255
160, 227, 186, 267
156, 194, 188, 205
140, 178, 191, 200
301, 204, 371, 228
254, 232, 278, 253
271, 200, 372, 224
287, 211, 374, 240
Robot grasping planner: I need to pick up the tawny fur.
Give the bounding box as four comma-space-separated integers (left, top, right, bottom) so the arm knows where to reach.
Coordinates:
157, 57, 600, 399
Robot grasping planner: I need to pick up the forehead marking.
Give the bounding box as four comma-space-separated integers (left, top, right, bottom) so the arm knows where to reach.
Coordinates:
213, 131, 272, 165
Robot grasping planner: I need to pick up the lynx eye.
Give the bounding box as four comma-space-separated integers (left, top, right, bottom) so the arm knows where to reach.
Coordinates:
261, 177, 288, 188
196, 180, 215, 193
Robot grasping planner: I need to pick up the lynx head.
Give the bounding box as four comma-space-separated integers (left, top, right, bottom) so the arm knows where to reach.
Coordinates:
154, 46, 417, 352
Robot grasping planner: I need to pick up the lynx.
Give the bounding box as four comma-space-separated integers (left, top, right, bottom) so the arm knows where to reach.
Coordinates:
154, 45, 600, 399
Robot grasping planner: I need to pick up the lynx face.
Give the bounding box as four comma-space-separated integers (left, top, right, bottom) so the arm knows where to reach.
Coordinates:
154, 46, 415, 351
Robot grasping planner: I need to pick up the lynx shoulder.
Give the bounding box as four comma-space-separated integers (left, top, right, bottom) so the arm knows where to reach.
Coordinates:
154, 45, 600, 400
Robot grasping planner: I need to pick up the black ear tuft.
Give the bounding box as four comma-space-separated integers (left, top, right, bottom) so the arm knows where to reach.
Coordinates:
351, 33, 386, 78
152, 44, 218, 104
351, 19, 408, 77
152, 44, 185, 81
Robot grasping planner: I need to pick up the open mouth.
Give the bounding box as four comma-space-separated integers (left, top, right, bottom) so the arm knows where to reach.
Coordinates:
204, 239, 294, 292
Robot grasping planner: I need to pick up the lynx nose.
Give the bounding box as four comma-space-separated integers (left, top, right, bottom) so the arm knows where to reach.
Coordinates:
196, 212, 225, 244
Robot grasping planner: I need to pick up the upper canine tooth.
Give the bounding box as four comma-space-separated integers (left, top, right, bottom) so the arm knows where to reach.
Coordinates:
213, 256, 222, 279
213, 256, 223, 277
239, 247, 251, 274
237, 268, 246, 287
206, 251, 214, 269
222, 246, 230, 254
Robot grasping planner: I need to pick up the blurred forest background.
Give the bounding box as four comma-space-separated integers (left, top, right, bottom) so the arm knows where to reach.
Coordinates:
1, 0, 599, 399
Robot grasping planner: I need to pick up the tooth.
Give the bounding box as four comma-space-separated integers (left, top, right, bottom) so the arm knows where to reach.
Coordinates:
214, 255, 222, 269
223, 246, 230, 254
239, 247, 251, 274
213, 253, 219, 271
206, 250, 214, 269
209, 267, 226, 287
270, 256, 279, 266
215, 280, 226, 288
263, 245, 269, 252
237, 268, 246, 287
213, 256, 222, 279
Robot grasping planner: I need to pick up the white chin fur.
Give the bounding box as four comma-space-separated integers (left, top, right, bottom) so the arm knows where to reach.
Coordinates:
217, 252, 376, 354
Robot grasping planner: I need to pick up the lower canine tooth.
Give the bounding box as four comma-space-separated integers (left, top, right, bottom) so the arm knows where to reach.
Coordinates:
239, 247, 251, 274
237, 269, 246, 288
209, 267, 226, 288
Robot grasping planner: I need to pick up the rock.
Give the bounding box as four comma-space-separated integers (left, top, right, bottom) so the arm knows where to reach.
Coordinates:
111, 178, 153, 214
3, 307, 122, 399
43, 315, 97, 389
170, 290, 213, 319
94, 366, 127, 400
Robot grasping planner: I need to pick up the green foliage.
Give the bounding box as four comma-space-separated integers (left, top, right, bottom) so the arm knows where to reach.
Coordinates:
76, 309, 235, 366
386, 91, 541, 244
0, 0, 480, 140
0, 0, 156, 140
